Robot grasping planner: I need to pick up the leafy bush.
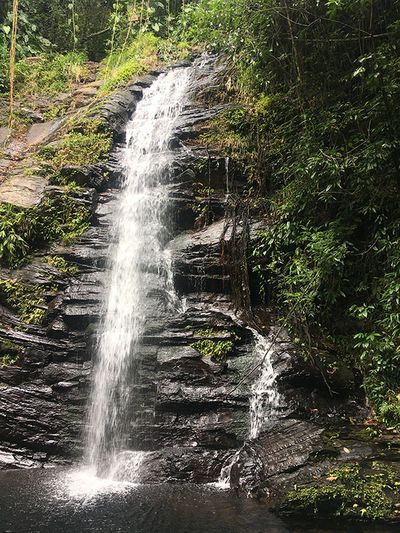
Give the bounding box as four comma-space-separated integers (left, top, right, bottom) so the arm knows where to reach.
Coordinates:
0, 279, 46, 324
183, 0, 400, 418
14, 52, 89, 96
41, 120, 112, 169
0, 192, 91, 267
0, 0, 52, 92
287, 463, 400, 520
100, 32, 160, 93
99, 31, 189, 94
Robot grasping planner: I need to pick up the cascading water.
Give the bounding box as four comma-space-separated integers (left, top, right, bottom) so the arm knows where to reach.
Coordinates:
218, 330, 281, 488
249, 331, 281, 439
84, 66, 191, 480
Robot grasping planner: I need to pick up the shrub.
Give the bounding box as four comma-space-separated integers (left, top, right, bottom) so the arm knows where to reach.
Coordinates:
14, 52, 89, 96
0, 279, 46, 324
0, 192, 91, 267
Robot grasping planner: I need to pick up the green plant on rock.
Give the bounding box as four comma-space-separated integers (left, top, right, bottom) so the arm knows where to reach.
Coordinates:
0, 354, 19, 368
192, 201, 213, 229
286, 463, 400, 520
0, 279, 46, 324
0, 204, 29, 265
191, 328, 238, 362
45, 255, 78, 275
42, 103, 68, 121
192, 339, 234, 362
40, 118, 112, 170
0, 192, 91, 267
0, 339, 23, 368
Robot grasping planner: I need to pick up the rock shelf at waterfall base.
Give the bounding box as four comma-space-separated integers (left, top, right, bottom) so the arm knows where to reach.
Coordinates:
0, 52, 400, 528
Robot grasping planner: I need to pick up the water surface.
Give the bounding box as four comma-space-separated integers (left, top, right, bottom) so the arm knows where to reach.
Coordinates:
0, 469, 398, 533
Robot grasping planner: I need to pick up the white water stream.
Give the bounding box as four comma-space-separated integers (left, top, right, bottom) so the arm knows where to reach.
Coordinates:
84, 66, 191, 480
217, 330, 281, 488
249, 331, 281, 439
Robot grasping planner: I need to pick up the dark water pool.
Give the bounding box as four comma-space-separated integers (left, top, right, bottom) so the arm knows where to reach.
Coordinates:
0, 469, 398, 533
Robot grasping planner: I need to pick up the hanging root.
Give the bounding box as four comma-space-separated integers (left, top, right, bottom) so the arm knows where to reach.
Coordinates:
220, 196, 253, 314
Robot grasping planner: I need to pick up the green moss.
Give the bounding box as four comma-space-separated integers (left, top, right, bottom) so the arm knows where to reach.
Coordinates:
0, 279, 46, 324
286, 463, 400, 520
0, 192, 91, 267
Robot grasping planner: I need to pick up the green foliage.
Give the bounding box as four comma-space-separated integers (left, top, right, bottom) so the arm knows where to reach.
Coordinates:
45, 255, 78, 275
177, 0, 242, 55
0, 354, 19, 368
0, 0, 52, 92
0, 339, 22, 368
0, 279, 46, 324
378, 400, 400, 427
42, 103, 69, 121
287, 463, 400, 520
192, 339, 234, 362
3, 1, 51, 57
0, 27, 8, 93
191, 329, 238, 362
6, 0, 115, 60
100, 31, 188, 94
100, 32, 160, 93
14, 52, 89, 96
191, 184, 216, 228
0, 193, 91, 267
41, 119, 112, 169
187, 0, 400, 418
0, 204, 29, 265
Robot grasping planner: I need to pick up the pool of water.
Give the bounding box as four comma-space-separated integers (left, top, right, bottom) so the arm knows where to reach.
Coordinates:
0, 469, 397, 533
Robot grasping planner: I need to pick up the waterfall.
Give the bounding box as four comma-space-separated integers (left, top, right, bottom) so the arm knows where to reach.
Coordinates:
85, 66, 191, 479
217, 330, 281, 488
249, 331, 281, 439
